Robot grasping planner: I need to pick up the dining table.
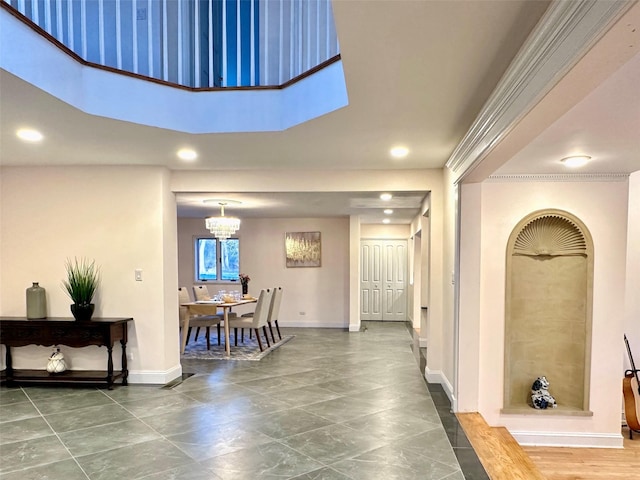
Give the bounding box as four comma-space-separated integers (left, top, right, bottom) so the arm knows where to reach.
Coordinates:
182, 298, 257, 356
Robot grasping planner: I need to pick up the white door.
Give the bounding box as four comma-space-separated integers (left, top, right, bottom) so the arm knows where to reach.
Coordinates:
361, 240, 407, 321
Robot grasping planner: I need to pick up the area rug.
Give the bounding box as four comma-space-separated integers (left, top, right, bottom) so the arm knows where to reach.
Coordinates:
181, 332, 294, 361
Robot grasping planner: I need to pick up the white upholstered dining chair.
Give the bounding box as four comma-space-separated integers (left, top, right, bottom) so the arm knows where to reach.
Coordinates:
267, 286, 283, 341
228, 288, 274, 352
241, 286, 283, 343
193, 285, 211, 301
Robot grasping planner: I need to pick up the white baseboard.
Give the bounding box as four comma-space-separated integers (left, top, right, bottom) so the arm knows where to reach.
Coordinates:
127, 364, 182, 385
349, 324, 361, 332
512, 430, 624, 448
425, 366, 456, 408
419, 337, 427, 348
280, 321, 349, 329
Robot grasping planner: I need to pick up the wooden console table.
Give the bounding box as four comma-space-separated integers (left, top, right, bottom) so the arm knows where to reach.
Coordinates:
0, 317, 133, 389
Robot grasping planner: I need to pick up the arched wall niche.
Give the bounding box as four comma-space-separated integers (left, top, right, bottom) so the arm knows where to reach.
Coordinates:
504, 209, 594, 414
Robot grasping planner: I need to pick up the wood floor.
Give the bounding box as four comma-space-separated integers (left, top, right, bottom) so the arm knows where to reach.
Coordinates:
457, 413, 640, 480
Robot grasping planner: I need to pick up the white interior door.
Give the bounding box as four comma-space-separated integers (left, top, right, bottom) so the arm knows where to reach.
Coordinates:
361, 239, 407, 321
361, 242, 382, 320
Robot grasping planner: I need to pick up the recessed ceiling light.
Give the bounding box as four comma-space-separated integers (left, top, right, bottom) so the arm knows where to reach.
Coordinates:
16, 128, 43, 142
384, 209, 393, 214
380, 193, 392, 201
390, 146, 409, 158
382, 218, 391, 224
177, 148, 198, 161
560, 155, 591, 168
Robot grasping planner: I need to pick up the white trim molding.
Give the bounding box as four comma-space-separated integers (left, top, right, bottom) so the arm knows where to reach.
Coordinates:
445, 0, 634, 181
511, 430, 624, 449
425, 366, 456, 410
127, 363, 182, 385
487, 173, 630, 183
281, 321, 349, 329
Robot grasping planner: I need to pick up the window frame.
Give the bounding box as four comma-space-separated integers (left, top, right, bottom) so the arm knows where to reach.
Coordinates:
193, 235, 240, 284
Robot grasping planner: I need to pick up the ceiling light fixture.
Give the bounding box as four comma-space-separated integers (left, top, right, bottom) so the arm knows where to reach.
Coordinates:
560, 155, 591, 168
16, 128, 43, 142
380, 193, 393, 201
177, 148, 198, 161
382, 218, 391, 224
390, 146, 409, 158
205, 202, 241, 240
384, 209, 393, 214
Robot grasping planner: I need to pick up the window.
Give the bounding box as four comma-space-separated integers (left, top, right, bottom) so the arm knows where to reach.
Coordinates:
195, 237, 240, 282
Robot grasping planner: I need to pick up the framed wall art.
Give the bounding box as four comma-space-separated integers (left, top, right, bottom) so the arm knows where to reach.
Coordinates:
285, 231, 321, 267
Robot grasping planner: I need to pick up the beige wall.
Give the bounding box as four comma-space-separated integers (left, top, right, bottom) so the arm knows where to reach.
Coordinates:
177, 216, 350, 327
468, 179, 629, 446
0, 166, 180, 384
625, 172, 640, 368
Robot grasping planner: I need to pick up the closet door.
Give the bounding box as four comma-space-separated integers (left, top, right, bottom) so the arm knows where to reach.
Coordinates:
381, 240, 407, 321
361, 240, 407, 321
361, 241, 382, 321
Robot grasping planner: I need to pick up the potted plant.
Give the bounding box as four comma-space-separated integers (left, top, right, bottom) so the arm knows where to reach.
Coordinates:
62, 257, 100, 321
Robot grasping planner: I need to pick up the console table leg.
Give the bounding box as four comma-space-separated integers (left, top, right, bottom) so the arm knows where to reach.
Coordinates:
107, 346, 114, 390
121, 339, 128, 386
5, 345, 14, 386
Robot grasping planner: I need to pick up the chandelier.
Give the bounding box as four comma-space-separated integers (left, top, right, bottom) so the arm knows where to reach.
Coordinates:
205, 202, 240, 240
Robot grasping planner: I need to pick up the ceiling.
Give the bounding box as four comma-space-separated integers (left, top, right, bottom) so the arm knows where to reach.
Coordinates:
176, 191, 428, 223
1, 0, 638, 222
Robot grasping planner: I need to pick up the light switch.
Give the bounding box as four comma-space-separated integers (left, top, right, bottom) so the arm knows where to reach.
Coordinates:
135, 269, 143, 281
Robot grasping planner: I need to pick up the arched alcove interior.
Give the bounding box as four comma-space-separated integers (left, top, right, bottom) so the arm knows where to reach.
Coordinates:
504, 210, 593, 412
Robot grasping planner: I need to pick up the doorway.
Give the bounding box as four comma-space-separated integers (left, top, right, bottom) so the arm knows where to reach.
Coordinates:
360, 239, 408, 321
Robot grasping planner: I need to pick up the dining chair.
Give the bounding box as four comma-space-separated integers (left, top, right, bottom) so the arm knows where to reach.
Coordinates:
228, 288, 274, 352
192, 285, 238, 341
267, 287, 283, 341
192, 285, 211, 301
240, 286, 282, 343
178, 287, 222, 353
191, 285, 210, 341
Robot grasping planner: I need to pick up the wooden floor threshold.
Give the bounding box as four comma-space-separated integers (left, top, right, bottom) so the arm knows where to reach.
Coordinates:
456, 412, 546, 480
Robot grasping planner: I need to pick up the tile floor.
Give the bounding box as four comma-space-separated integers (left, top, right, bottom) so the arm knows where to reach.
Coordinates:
0, 321, 488, 479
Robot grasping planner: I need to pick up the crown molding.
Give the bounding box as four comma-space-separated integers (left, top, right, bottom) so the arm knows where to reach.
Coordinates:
487, 173, 629, 183
445, 0, 634, 180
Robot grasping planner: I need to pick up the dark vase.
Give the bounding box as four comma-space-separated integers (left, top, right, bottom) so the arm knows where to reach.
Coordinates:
71, 303, 95, 321
242, 283, 248, 295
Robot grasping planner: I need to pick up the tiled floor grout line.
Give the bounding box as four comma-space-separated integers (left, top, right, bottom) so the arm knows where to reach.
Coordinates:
18, 387, 93, 480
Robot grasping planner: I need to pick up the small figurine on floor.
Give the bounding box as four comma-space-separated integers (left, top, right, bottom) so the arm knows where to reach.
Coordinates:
531, 376, 557, 409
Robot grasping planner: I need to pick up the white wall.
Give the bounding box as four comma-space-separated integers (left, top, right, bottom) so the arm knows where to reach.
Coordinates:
625, 172, 640, 368
177, 216, 350, 328
457, 181, 482, 412
0, 166, 180, 384
360, 224, 410, 239
471, 179, 629, 447
439, 167, 457, 404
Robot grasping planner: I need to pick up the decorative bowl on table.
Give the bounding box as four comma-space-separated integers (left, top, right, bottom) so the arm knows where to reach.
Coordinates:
222, 295, 236, 303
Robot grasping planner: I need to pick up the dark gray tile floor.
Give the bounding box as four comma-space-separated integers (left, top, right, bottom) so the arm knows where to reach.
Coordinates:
0, 321, 487, 479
